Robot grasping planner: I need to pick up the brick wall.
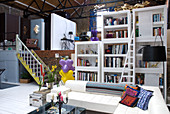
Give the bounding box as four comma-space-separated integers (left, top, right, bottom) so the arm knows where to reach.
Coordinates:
34, 50, 75, 69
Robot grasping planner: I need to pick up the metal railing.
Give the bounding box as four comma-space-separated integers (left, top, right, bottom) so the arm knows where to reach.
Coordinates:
16, 34, 44, 78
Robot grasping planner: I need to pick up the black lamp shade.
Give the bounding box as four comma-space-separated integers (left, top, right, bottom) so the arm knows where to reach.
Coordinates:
143, 46, 166, 61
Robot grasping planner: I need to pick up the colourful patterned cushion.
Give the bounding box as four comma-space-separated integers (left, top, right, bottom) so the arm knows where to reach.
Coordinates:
124, 84, 139, 90
137, 87, 153, 110
121, 85, 140, 99
119, 94, 139, 107
86, 82, 126, 95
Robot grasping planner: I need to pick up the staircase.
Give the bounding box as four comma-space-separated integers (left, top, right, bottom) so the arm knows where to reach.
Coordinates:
16, 34, 46, 85
119, 30, 135, 85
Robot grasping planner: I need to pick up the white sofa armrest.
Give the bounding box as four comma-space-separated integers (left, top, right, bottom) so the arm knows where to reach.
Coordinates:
65, 80, 88, 92
51, 86, 71, 95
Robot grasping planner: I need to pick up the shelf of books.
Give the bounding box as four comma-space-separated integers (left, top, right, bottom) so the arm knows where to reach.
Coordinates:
75, 41, 101, 82
133, 5, 167, 100
101, 10, 132, 83
101, 10, 131, 42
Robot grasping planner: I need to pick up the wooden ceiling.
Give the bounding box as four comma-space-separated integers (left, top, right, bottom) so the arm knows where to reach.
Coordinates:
0, 0, 167, 19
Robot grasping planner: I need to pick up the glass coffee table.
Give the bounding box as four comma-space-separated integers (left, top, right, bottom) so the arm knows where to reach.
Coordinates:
28, 102, 86, 114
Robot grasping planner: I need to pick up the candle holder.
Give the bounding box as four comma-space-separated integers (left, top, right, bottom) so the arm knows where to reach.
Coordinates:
53, 92, 68, 114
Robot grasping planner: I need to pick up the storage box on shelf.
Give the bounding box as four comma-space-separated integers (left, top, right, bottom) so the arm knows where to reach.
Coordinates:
101, 10, 134, 84
133, 5, 167, 100
75, 41, 100, 82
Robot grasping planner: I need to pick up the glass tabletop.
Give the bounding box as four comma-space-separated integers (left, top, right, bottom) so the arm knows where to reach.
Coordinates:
28, 102, 86, 114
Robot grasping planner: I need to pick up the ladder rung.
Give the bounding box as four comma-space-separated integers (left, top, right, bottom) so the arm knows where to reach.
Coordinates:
120, 82, 134, 84
128, 69, 133, 71
125, 63, 133, 65
122, 75, 133, 77
130, 44, 134, 46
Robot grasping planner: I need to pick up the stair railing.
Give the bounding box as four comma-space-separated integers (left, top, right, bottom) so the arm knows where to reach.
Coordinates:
16, 34, 44, 80
31, 50, 50, 72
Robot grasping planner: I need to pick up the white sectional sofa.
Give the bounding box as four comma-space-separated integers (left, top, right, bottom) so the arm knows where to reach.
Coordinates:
46, 80, 169, 114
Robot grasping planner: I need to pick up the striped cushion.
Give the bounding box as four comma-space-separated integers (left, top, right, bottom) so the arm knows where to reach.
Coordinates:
86, 82, 128, 95
137, 87, 153, 110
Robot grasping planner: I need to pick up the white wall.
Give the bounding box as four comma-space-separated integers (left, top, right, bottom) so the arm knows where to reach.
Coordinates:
51, 13, 76, 50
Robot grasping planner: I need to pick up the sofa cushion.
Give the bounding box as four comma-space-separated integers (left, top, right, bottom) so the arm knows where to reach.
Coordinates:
86, 82, 127, 95
124, 84, 139, 90
65, 80, 88, 92
121, 86, 140, 99
119, 94, 139, 107
137, 87, 153, 110
114, 104, 149, 114
67, 91, 121, 114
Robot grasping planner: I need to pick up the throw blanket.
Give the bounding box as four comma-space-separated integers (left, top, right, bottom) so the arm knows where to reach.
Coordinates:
86, 82, 135, 95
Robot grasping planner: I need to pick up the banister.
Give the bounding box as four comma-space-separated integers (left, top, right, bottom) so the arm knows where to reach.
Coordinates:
31, 49, 50, 71
16, 34, 41, 65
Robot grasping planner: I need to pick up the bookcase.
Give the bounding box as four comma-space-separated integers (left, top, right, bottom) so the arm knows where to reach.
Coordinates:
133, 5, 167, 100
101, 10, 133, 84
75, 41, 101, 82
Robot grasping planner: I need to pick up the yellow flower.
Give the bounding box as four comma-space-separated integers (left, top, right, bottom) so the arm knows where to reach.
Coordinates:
52, 66, 55, 69
54, 65, 57, 68
51, 68, 54, 72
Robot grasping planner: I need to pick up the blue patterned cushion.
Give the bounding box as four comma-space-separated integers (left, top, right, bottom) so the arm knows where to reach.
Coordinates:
137, 87, 153, 110
86, 82, 129, 95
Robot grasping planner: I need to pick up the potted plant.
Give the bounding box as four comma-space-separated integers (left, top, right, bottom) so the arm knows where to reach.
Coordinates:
20, 71, 31, 83
47, 65, 60, 89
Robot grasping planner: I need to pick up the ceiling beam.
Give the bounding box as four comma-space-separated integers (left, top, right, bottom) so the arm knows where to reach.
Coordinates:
44, 0, 124, 13
0, 0, 15, 3
41, 0, 56, 8
14, 0, 49, 16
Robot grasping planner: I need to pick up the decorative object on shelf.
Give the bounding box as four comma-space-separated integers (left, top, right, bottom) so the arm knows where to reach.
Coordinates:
91, 30, 99, 41
114, 1, 150, 11
79, 32, 89, 41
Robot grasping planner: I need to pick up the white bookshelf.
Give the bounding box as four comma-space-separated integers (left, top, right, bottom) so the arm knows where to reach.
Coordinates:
133, 5, 167, 101
101, 10, 132, 83
75, 41, 101, 82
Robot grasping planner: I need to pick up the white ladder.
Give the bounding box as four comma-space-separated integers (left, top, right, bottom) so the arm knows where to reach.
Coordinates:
119, 30, 135, 85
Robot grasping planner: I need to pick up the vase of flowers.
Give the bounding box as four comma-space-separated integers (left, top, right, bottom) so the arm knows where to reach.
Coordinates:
47, 65, 59, 89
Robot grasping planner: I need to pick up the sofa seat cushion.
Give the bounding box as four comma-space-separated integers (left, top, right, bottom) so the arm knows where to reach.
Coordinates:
114, 104, 149, 114
67, 91, 121, 113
